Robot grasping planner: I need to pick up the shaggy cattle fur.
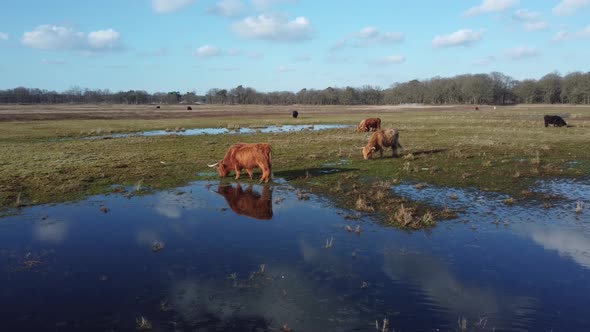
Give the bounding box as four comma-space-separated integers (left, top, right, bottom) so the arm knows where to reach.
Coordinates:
210, 143, 272, 183
357, 118, 381, 132
362, 128, 402, 160
217, 184, 273, 220
544, 115, 567, 127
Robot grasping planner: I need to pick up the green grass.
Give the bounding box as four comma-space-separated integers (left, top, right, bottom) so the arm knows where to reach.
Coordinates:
1, 104, 589, 227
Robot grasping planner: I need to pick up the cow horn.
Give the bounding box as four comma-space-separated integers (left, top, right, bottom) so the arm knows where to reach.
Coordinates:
207, 162, 219, 167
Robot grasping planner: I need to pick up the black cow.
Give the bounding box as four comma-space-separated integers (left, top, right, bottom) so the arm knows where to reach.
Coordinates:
544, 115, 567, 127
292, 110, 298, 118
156, 105, 160, 109
187, 106, 192, 110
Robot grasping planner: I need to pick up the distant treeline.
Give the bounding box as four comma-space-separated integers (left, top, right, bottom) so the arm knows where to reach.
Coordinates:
1, 71, 589, 105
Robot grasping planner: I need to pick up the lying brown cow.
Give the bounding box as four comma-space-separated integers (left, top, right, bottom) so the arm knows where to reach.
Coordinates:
208, 143, 272, 183
362, 128, 402, 160
217, 184, 273, 220
357, 118, 381, 132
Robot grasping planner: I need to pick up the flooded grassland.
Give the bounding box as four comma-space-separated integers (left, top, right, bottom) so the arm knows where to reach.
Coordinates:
1, 104, 590, 330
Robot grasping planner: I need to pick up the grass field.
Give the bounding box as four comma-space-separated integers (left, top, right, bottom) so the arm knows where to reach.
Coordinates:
1, 103, 589, 227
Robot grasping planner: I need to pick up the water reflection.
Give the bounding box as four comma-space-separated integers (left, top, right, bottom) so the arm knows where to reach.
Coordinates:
527, 226, 590, 270
1, 179, 590, 331
33, 219, 68, 244
86, 124, 353, 139
216, 183, 273, 220
382, 249, 537, 331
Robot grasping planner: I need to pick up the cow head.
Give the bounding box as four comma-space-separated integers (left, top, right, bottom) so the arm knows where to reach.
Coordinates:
362, 146, 376, 160
207, 161, 230, 177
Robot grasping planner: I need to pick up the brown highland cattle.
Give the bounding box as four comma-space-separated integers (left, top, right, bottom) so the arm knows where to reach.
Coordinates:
357, 118, 381, 132
208, 143, 272, 183
217, 184, 273, 220
362, 128, 402, 160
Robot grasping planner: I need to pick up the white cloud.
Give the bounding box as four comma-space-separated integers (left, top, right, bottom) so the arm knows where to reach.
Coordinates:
41, 59, 67, 65
472, 56, 496, 65
464, 0, 519, 17
252, 0, 297, 11
0, 32, 8, 40
195, 44, 221, 57
523, 21, 548, 31
512, 9, 548, 31
506, 46, 539, 60
553, 29, 571, 42
207, 0, 245, 17
247, 51, 264, 59
227, 48, 242, 56
275, 65, 293, 72
553, 0, 589, 16
87, 29, 121, 49
233, 14, 312, 42
432, 29, 482, 47
152, 0, 196, 13
22, 25, 121, 52
512, 9, 541, 21
578, 25, 590, 37
293, 54, 311, 62
353, 26, 403, 47
22, 25, 85, 49
372, 55, 406, 65
553, 25, 590, 42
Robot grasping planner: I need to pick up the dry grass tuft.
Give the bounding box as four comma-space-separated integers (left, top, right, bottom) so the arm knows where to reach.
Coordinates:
421, 211, 436, 226
576, 201, 584, 214
356, 196, 374, 212
531, 151, 541, 165
441, 206, 458, 219
393, 204, 414, 227
403, 153, 415, 160
504, 197, 515, 206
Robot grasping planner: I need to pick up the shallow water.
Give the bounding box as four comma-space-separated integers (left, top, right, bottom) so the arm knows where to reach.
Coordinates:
1, 179, 589, 331
90, 124, 352, 139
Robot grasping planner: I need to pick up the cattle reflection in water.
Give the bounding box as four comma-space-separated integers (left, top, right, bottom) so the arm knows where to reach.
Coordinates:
217, 184, 273, 220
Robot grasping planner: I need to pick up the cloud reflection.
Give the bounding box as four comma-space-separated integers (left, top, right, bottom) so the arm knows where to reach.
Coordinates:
33, 220, 68, 244
528, 227, 590, 270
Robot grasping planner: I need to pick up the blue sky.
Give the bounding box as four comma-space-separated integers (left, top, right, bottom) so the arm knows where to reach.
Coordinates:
0, 0, 589, 93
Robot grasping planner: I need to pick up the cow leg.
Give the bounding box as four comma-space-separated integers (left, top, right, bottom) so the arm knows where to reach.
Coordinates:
394, 142, 402, 157
258, 163, 270, 183
246, 168, 254, 179
234, 166, 242, 180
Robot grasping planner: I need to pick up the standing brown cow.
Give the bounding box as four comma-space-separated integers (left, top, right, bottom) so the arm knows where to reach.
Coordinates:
362, 128, 402, 160
357, 118, 381, 132
217, 184, 273, 220
208, 143, 272, 183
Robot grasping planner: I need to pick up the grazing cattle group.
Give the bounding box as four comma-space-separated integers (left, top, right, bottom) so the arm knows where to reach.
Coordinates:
208, 111, 571, 195
544, 115, 567, 127
216, 184, 273, 220
357, 118, 381, 132
208, 143, 272, 183
362, 128, 403, 160
208, 116, 404, 185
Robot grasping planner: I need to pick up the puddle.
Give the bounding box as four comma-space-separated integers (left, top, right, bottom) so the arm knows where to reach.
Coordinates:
1, 179, 590, 331
86, 124, 353, 139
